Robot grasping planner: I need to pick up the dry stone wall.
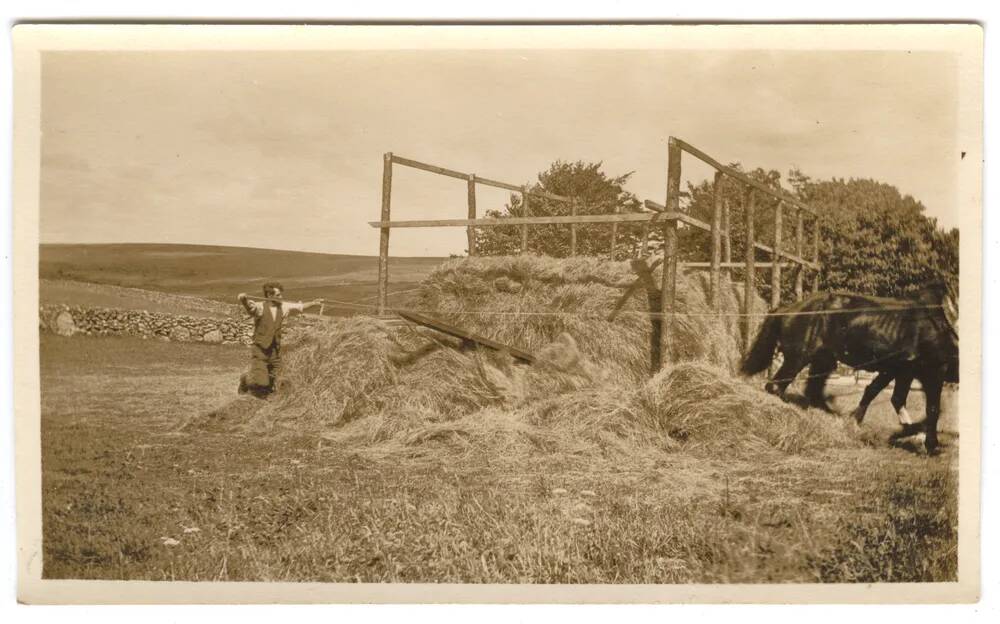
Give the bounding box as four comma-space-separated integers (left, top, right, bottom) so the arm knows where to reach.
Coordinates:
40, 304, 254, 345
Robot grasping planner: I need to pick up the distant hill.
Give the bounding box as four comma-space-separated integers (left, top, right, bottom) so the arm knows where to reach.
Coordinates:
40, 243, 447, 313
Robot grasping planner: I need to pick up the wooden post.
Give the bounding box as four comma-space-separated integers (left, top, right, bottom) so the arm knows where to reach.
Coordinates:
812, 219, 821, 292
570, 199, 578, 256
610, 204, 620, 260
521, 187, 530, 254
660, 138, 682, 370
377, 152, 393, 316
640, 222, 650, 258
743, 188, 756, 355
771, 201, 783, 310
722, 199, 732, 268
710, 170, 724, 312
794, 208, 805, 301
466, 174, 477, 256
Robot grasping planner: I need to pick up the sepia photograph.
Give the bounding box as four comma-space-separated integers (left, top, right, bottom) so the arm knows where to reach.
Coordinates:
11, 24, 983, 603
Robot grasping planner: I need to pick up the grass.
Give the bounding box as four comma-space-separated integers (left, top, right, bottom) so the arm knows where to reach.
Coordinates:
40, 279, 237, 319
40, 243, 443, 314
41, 333, 959, 582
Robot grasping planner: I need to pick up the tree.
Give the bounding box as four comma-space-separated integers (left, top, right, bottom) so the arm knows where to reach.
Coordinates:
474, 161, 644, 258
680, 166, 959, 301
789, 173, 958, 297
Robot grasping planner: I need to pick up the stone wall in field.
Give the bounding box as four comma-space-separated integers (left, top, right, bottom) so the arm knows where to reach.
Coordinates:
39, 304, 254, 345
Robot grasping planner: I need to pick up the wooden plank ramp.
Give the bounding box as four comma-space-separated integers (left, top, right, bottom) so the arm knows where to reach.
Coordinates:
394, 310, 536, 364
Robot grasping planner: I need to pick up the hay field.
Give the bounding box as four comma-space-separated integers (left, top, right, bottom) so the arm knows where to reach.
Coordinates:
40, 256, 959, 582
40, 243, 443, 313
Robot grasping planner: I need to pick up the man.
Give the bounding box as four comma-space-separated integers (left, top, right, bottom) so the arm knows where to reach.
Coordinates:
237, 282, 322, 397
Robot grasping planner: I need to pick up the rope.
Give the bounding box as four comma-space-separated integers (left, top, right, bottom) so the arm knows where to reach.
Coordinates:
309, 297, 944, 320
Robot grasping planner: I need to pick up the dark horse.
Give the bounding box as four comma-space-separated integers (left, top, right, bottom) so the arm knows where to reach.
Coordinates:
741, 284, 958, 454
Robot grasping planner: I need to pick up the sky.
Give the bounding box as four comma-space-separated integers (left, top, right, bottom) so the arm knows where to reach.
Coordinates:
40, 48, 959, 257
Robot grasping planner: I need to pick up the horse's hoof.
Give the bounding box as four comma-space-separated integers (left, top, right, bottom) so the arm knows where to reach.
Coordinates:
889, 422, 924, 441
925, 437, 941, 456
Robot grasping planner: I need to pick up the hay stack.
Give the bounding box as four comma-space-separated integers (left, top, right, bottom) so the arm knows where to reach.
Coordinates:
193, 255, 859, 459
404, 254, 755, 382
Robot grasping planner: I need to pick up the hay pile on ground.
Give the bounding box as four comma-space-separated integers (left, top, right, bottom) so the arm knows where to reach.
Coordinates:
192, 255, 860, 460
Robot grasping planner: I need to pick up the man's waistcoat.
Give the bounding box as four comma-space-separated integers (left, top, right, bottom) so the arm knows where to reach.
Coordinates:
253, 304, 284, 348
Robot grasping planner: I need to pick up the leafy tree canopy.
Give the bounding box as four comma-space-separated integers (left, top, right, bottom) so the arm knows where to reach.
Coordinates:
474, 160, 958, 300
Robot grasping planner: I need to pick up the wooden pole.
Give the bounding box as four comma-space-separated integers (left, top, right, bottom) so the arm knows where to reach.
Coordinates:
377, 152, 393, 316
521, 187, 530, 254
771, 201, 783, 310
812, 218, 821, 292
660, 138, 682, 370
722, 198, 732, 275
710, 170, 724, 312
610, 204, 620, 260
641, 222, 650, 258
466, 174, 477, 256
794, 208, 805, 301
570, 199, 578, 256
743, 188, 756, 355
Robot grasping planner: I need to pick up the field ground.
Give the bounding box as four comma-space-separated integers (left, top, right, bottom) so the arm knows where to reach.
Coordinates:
41, 334, 958, 583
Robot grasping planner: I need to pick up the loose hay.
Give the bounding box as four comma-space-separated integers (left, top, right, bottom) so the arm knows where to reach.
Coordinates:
195, 255, 860, 460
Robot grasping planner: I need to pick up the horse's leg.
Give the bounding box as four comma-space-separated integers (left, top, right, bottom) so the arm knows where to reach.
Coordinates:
804, 350, 837, 412
851, 370, 894, 424
918, 371, 945, 455
890, 371, 915, 425
764, 354, 806, 397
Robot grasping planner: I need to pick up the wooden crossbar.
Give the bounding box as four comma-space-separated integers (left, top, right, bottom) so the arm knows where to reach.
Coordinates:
642, 200, 819, 269
672, 139, 818, 218
391, 154, 572, 203
368, 212, 678, 229
396, 310, 536, 364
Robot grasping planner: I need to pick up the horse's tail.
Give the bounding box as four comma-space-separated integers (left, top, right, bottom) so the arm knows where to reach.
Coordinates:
741, 314, 782, 376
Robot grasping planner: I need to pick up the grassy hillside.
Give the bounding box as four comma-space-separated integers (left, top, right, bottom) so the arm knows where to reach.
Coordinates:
40, 243, 446, 311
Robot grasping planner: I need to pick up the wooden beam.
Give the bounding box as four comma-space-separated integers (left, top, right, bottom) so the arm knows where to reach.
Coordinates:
396, 310, 536, 364
368, 212, 681, 228
771, 201, 783, 310
390, 154, 466, 181
466, 174, 477, 256
795, 208, 805, 301
643, 199, 819, 269
812, 218, 822, 292
672, 138, 817, 217
681, 261, 794, 269
377, 152, 393, 316
570, 200, 578, 256
608, 257, 663, 322
660, 138, 682, 371
390, 154, 571, 203
743, 188, 756, 355
610, 204, 620, 259
710, 170, 724, 312
520, 187, 530, 254
475, 175, 572, 203
722, 198, 732, 273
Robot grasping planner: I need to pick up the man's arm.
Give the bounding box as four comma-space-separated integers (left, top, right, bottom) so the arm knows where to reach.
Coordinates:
284, 299, 323, 316
237, 293, 260, 317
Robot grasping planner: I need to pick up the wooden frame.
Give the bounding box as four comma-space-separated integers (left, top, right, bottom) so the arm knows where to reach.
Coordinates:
372, 139, 824, 371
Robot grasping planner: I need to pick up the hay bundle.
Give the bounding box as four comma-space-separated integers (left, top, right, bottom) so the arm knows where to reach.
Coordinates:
636, 362, 860, 456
